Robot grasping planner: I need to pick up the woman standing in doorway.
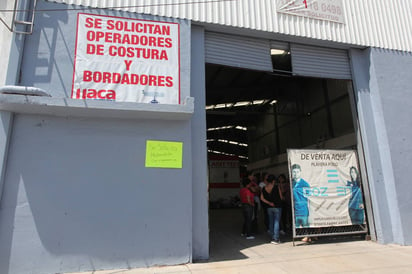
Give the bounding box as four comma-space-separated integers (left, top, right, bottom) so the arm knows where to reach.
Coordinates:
260, 174, 283, 244
278, 174, 292, 234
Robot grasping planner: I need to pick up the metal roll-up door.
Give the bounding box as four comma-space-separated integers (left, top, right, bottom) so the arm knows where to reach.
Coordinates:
205, 32, 273, 72
291, 44, 352, 79
270, 40, 289, 51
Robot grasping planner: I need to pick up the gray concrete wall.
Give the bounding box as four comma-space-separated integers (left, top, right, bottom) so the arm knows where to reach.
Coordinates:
0, 1, 202, 274
350, 48, 412, 245
370, 49, 412, 245
190, 26, 209, 261
0, 114, 193, 274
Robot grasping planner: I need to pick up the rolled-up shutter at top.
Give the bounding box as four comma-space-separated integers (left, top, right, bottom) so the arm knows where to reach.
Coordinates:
205, 32, 273, 72
291, 44, 352, 80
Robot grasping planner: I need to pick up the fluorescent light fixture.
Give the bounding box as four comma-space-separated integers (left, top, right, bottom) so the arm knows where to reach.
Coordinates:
208, 149, 235, 156
208, 126, 234, 131
233, 101, 250, 107
206, 99, 276, 110
214, 103, 227, 109
271, 49, 287, 55
270, 49, 285, 55
216, 139, 248, 147
235, 126, 247, 131
208, 125, 248, 131
252, 100, 265, 105
208, 149, 248, 159
270, 100, 277, 105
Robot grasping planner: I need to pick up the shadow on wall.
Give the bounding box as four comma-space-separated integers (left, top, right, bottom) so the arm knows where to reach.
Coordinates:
21, 1, 180, 99
21, 1, 70, 96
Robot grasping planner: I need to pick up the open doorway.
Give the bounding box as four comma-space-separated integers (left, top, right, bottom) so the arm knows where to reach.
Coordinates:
205, 50, 363, 248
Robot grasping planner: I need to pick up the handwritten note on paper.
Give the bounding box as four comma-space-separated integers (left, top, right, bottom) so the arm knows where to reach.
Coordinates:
145, 140, 183, 168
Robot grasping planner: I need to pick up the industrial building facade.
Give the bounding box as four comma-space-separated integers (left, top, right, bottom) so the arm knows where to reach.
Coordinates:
0, 1, 412, 273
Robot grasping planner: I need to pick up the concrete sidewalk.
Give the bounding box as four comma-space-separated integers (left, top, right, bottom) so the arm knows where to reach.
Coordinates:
70, 240, 412, 274
69, 209, 412, 274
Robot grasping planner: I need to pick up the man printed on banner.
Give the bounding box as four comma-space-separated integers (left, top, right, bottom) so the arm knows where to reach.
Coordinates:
291, 164, 310, 228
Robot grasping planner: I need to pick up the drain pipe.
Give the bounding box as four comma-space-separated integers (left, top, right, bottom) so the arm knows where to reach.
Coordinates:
0, 85, 51, 96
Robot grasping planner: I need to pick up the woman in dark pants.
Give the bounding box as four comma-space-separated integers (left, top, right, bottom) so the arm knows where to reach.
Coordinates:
260, 174, 283, 244
240, 177, 255, 239
278, 174, 292, 234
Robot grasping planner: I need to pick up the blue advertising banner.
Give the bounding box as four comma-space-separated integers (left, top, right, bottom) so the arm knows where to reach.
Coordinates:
288, 149, 366, 229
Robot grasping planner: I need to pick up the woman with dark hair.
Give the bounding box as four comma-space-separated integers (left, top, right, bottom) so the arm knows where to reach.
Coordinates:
260, 174, 283, 244
278, 174, 291, 234
347, 167, 365, 224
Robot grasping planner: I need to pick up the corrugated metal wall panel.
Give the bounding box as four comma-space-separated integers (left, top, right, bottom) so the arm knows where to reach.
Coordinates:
291, 44, 351, 79
46, 0, 412, 52
205, 32, 273, 71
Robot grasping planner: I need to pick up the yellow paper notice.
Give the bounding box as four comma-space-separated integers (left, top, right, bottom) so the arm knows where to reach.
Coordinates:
145, 140, 183, 168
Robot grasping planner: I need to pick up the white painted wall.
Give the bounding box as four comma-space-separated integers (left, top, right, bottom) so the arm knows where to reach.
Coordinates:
46, 0, 412, 52
0, 0, 16, 85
